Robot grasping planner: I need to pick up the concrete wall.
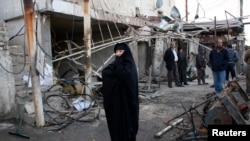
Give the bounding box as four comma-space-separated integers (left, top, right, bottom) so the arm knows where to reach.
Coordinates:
0, 0, 176, 21
152, 38, 164, 76
91, 0, 136, 17
0, 50, 16, 119
6, 18, 29, 91
6, 14, 53, 91
0, 20, 15, 119
138, 42, 148, 78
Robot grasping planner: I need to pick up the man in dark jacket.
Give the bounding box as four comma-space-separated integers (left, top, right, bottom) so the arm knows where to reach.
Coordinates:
196, 47, 208, 85
164, 41, 183, 88
178, 47, 188, 85
226, 44, 239, 81
209, 38, 229, 94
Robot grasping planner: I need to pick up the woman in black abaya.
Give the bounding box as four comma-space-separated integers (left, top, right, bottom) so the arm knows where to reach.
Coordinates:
101, 43, 139, 141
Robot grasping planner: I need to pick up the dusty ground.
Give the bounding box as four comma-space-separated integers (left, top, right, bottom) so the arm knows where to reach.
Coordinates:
0, 75, 247, 141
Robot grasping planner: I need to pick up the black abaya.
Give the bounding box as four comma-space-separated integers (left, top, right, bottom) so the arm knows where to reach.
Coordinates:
101, 43, 139, 141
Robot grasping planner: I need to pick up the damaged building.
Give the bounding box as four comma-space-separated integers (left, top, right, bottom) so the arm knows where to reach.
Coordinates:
0, 0, 181, 125
0, 0, 250, 140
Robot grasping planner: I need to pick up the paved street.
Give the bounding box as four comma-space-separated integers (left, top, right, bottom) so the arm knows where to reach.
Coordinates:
0, 76, 247, 141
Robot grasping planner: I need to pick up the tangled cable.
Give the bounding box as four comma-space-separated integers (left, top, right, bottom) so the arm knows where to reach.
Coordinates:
43, 85, 101, 131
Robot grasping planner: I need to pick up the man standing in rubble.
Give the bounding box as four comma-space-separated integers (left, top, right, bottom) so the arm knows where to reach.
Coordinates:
178, 47, 189, 85
226, 44, 239, 81
209, 38, 229, 94
164, 41, 184, 88
196, 47, 208, 85
244, 46, 250, 96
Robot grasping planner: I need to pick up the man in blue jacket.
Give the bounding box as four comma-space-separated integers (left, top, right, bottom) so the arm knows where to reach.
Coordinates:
226, 44, 239, 81
209, 38, 229, 94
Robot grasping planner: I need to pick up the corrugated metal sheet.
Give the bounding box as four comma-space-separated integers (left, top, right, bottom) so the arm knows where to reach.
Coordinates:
182, 18, 244, 36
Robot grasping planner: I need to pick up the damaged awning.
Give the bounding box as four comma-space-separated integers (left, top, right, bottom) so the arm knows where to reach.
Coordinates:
182, 18, 244, 36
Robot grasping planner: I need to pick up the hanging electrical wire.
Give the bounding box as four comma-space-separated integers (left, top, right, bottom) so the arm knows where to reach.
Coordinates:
0, 1, 26, 74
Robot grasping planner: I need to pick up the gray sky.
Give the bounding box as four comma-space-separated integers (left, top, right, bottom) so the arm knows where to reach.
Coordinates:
175, 0, 250, 45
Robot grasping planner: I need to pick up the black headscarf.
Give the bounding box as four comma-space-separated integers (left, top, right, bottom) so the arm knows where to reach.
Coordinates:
101, 43, 139, 141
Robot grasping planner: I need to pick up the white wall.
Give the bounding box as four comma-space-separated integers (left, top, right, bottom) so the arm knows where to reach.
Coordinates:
0, 21, 15, 119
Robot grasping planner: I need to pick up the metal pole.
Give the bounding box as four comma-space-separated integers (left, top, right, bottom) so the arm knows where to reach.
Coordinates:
214, 16, 217, 47
225, 11, 230, 41
240, 0, 243, 18
52, 37, 132, 62
154, 118, 183, 138
185, 0, 188, 21
96, 54, 115, 73
23, 0, 45, 127
83, 0, 92, 95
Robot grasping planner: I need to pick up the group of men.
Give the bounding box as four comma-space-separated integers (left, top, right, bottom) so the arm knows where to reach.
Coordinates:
164, 42, 186, 88
163, 41, 209, 88
163, 38, 250, 96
